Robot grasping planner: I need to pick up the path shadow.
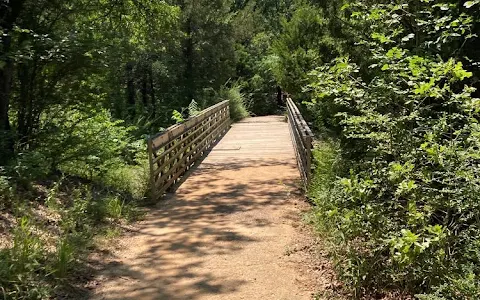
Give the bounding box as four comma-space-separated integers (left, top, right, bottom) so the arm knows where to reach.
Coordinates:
166, 124, 232, 195
84, 156, 302, 300
84, 116, 304, 300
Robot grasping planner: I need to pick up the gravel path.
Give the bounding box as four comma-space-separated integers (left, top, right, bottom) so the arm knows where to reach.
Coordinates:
90, 116, 327, 300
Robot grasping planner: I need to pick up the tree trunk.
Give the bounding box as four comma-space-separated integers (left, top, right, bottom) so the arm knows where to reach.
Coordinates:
0, 56, 14, 161
183, 17, 195, 106
142, 73, 148, 107
125, 62, 136, 118
149, 65, 156, 117
0, 0, 26, 161
17, 58, 40, 146
17, 64, 29, 141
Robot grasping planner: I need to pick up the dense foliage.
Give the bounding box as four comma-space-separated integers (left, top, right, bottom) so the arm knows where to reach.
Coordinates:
2, 0, 480, 298
301, 0, 480, 298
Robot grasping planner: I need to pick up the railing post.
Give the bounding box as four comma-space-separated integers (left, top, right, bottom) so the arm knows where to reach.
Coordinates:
286, 97, 315, 190
147, 100, 230, 200
305, 135, 313, 187
147, 138, 157, 201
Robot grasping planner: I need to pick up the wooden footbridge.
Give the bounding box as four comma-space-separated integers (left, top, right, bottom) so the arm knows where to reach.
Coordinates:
93, 101, 317, 299
147, 99, 314, 199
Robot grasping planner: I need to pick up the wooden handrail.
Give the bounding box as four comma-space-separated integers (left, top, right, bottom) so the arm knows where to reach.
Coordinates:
286, 98, 314, 189
147, 101, 230, 200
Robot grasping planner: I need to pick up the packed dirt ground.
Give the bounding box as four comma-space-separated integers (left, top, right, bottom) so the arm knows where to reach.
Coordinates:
87, 117, 343, 300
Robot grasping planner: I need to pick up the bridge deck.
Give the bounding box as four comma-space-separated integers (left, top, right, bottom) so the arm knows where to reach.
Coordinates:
92, 116, 315, 299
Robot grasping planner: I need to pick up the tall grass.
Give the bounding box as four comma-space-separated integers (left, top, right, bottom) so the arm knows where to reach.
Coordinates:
307, 140, 342, 234
54, 238, 74, 279
0, 180, 142, 298
102, 163, 150, 201
0, 217, 51, 299
217, 85, 250, 121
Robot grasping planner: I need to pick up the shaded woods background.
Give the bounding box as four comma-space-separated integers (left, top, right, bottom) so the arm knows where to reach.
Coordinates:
1, 0, 480, 299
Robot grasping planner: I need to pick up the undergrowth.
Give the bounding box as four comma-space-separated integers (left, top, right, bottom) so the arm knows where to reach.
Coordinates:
217, 84, 250, 121
0, 160, 146, 299
305, 2, 480, 299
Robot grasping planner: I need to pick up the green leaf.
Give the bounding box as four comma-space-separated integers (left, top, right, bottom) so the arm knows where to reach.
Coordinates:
453, 62, 473, 80
386, 47, 403, 59
464, 1, 479, 8
371, 32, 392, 44
414, 80, 435, 95
401, 33, 415, 42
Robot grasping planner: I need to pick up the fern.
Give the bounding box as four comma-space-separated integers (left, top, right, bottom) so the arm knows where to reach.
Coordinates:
171, 110, 185, 124
188, 99, 201, 117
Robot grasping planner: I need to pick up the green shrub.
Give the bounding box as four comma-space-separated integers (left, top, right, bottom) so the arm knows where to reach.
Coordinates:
235, 31, 280, 116
13, 151, 51, 182
308, 141, 340, 202
36, 105, 135, 179
0, 172, 14, 210
45, 178, 62, 211
217, 85, 250, 121
102, 195, 141, 222
307, 1, 480, 298
58, 188, 96, 246
101, 158, 150, 201
104, 196, 125, 220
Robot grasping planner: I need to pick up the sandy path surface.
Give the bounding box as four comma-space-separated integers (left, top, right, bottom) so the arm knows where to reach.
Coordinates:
90, 116, 324, 300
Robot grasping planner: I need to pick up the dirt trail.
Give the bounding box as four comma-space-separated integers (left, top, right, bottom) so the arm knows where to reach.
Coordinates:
90, 116, 329, 300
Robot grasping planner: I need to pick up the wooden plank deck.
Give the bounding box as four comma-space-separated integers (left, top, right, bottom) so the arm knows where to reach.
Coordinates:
91, 116, 316, 300
199, 115, 295, 163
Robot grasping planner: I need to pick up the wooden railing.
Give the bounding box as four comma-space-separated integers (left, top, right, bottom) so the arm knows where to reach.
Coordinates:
147, 101, 230, 200
286, 98, 314, 189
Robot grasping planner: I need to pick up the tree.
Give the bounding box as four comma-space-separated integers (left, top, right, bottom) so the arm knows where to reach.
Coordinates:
0, 0, 26, 161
